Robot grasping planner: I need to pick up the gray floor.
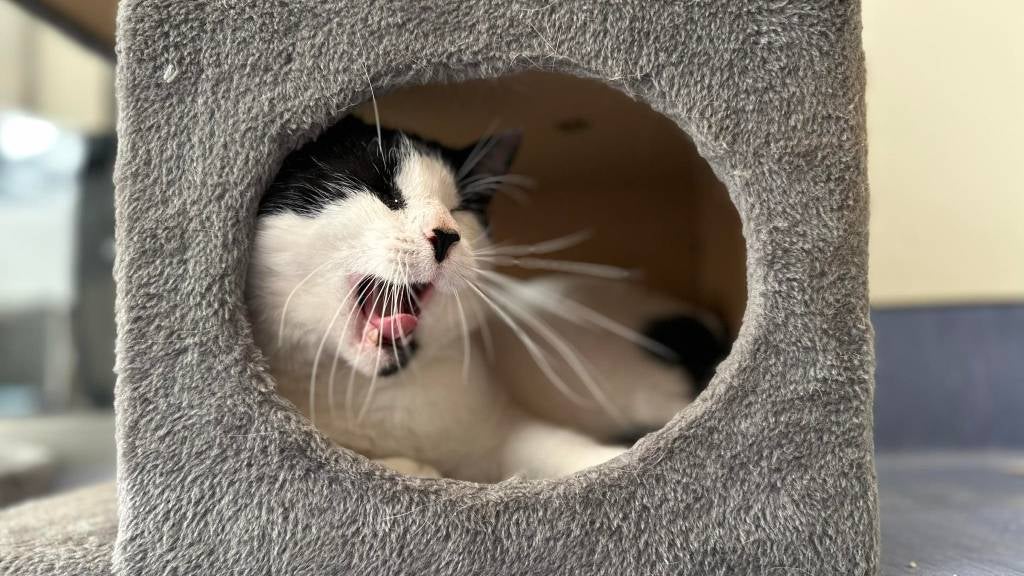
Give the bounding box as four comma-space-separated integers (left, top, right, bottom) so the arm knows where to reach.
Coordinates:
878, 452, 1024, 576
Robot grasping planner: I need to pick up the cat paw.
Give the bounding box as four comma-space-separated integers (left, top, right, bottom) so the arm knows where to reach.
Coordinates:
555, 444, 630, 476
578, 444, 630, 470
630, 393, 691, 431
373, 457, 442, 478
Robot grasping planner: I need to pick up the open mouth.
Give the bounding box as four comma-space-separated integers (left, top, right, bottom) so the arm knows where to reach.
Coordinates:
356, 276, 433, 347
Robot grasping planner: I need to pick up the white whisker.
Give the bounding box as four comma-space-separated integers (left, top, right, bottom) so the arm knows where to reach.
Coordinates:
473, 230, 593, 258
277, 260, 332, 347
358, 278, 392, 422
360, 62, 385, 165
309, 280, 362, 425
346, 282, 384, 421
482, 270, 677, 360
465, 280, 590, 406
461, 174, 534, 191
468, 293, 495, 363
395, 257, 423, 382
479, 255, 635, 280
453, 291, 472, 384
327, 280, 371, 419
387, 275, 402, 379
478, 275, 622, 421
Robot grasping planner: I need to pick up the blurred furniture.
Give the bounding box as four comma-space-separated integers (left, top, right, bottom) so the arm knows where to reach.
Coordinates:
72, 134, 117, 406
0, 441, 54, 508
0, 412, 115, 502
10, 0, 117, 58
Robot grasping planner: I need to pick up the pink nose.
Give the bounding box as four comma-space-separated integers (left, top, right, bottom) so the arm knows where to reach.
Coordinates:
428, 228, 460, 262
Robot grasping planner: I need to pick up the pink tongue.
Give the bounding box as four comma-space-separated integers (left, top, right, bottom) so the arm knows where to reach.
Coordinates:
370, 313, 419, 342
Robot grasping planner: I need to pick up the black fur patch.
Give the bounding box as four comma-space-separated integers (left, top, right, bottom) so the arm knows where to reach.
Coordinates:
260, 115, 409, 216
643, 315, 730, 396
379, 339, 419, 377
258, 116, 520, 223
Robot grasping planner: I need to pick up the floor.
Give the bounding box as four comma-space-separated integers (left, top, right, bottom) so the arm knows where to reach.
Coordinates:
877, 452, 1024, 576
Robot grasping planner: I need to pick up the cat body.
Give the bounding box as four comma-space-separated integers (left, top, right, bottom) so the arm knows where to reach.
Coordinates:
247, 116, 726, 482
490, 276, 727, 444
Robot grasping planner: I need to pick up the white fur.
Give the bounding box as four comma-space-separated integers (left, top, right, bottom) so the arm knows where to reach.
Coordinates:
248, 144, 693, 482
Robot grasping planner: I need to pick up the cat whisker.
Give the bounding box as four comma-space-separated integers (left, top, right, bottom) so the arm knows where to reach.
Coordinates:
468, 292, 495, 363
387, 275, 403, 381
309, 280, 363, 425
346, 282, 385, 421
453, 291, 472, 385
476, 275, 622, 421
478, 255, 636, 280
327, 280, 372, 419
358, 283, 390, 422
461, 173, 534, 191
465, 280, 590, 406
481, 270, 677, 361
460, 174, 533, 206
461, 184, 531, 206
360, 61, 385, 166
472, 229, 593, 258
394, 257, 424, 383
277, 260, 333, 348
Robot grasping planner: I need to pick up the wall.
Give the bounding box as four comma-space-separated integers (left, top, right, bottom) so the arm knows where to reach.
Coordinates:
864, 0, 1024, 306
0, 1, 114, 133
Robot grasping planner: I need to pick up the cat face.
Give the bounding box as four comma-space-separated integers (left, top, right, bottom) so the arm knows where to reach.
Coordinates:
249, 116, 520, 376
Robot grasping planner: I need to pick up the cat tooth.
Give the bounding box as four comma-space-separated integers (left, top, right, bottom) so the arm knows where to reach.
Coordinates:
365, 327, 380, 345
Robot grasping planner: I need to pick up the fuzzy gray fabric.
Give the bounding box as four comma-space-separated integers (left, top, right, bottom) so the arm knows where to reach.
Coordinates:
0, 1, 878, 574
0, 483, 116, 575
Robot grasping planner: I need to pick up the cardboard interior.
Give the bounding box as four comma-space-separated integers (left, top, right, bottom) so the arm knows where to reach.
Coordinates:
357, 71, 746, 334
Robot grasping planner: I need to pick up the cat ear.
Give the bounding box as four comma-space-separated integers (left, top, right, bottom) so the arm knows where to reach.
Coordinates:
456, 131, 522, 183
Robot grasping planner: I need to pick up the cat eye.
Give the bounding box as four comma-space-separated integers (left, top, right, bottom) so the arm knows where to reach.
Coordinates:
379, 193, 402, 210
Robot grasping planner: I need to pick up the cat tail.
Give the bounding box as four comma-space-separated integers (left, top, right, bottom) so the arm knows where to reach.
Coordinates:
642, 310, 732, 397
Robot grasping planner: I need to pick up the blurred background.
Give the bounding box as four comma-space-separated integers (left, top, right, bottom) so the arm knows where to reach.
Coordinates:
0, 1, 1021, 567
0, 0, 117, 506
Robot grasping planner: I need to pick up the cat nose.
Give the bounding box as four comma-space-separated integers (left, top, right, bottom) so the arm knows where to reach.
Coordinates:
429, 228, 460, 263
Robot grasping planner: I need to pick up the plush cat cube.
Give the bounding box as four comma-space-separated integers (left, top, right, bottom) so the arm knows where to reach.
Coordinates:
0, 1, 878, 574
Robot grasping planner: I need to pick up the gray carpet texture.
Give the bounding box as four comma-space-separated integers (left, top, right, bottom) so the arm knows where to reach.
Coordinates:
0, 483, 116, 575
0, 1, 877, 574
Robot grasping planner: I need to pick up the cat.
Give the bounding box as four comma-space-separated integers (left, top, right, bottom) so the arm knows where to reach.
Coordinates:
247, 115, 729, 482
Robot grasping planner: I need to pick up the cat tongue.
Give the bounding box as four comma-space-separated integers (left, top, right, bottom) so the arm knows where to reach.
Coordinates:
370, 313, 418, 342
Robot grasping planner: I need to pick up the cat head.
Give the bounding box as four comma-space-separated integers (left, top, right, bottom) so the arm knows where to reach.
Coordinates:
248, 115, 520, 376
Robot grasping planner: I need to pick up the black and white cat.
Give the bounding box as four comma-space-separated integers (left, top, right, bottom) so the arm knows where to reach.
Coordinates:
247, 115, 728, 482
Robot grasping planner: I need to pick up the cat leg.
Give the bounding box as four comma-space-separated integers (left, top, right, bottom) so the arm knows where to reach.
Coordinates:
498, 415, 628, 479
373, 457, 442, 479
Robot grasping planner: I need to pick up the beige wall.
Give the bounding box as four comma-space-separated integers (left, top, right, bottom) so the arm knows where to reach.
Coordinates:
0, 2, 114, 133
864, 0, 1024, 306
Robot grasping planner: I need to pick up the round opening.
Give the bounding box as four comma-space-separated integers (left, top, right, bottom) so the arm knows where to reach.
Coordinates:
249, 71, 745, 484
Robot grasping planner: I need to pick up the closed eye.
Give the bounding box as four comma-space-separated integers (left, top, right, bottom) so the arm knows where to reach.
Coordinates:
380, 194, 403, 210
361, 187, 405, 211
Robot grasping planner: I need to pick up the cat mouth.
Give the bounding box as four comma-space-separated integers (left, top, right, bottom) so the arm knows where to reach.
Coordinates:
355, 276, 433, 347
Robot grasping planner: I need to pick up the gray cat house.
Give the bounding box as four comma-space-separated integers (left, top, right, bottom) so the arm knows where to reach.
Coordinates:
0, 1, 878, 574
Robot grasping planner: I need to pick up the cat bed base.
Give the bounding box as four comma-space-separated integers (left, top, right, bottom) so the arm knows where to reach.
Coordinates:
2, 1, 879, 574
0, 483, 116, 575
